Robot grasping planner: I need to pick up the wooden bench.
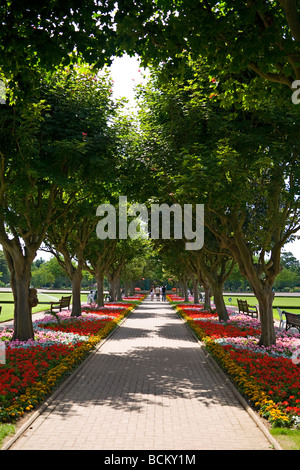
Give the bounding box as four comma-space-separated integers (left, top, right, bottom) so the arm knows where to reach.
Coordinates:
283, 311, 300, 333
237, 299, 258, 318
50, 295, 71, 314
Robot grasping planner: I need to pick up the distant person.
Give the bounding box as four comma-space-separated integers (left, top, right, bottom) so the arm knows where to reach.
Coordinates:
150, 287, 154, 301
162, 285, 166, 301
155, 286, 160, 301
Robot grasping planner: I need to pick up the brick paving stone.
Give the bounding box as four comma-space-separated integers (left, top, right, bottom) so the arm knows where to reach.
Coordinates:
4, 297, 281, 451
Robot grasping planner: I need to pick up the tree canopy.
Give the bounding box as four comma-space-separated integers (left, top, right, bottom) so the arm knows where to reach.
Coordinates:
113, 0, 300, 88
135, 56, 300, 345
1, 2, 300, 346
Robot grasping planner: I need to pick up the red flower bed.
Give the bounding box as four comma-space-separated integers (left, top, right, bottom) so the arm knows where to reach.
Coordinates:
0, 344, 76, 399
38, 318, 113, 336
224, 345, 300, 416
194, 320, 260, 339
181, 309, 218, 319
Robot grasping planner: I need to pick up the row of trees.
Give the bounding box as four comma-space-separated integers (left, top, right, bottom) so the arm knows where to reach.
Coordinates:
0, 1, 299, 347
129, 52, 300, 347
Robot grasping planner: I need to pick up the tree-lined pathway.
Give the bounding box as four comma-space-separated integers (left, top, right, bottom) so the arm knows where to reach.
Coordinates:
4, 297, 280, 450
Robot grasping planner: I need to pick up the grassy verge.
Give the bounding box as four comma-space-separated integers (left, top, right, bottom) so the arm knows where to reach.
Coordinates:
270, 428, 300, 450
0, 292, 89, 322
0, 424, 15, 448
224, 294, 300, 316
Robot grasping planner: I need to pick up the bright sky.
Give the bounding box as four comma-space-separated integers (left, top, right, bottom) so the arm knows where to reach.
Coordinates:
109, 54, 149, 107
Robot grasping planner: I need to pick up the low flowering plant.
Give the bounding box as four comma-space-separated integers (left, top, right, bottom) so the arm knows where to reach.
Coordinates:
174, 302, 300, 428
0, 302, 135, 423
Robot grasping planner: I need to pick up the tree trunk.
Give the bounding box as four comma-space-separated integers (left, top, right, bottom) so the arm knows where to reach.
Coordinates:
124, 280, 129, 297
71, 269, 82, 317
130, 280, 135, 296
183, 279, 189, 302
254, 287, 276, 346
203, 283, 211, 309
110, 278, 116, 301
96, 273, 104, 307
193, 278, 199, 304
212, 283, 229, 322
116, 276, 122, 301
12, 268, 34, 341
4, 248, 35, 342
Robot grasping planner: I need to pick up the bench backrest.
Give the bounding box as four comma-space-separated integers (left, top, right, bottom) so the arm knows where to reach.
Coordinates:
238, 299, 248, 311
284, 311, 300, 325
61, 296, 71, 306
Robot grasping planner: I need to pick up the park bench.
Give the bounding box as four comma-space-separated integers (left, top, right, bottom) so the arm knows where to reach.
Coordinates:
49, 295, 71, 314
237, 299, 258, 318
276, 307, 286, 330
283, 311, 300, 333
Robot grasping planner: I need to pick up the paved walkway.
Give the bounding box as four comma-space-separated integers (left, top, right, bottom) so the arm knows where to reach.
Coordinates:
4, 297, 280, 451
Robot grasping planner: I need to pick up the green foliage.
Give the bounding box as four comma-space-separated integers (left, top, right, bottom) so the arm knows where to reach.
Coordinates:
0, 64, 117, 255
113, 1, 300, 89
0, 0, 117, 99
0, 251, 10, 285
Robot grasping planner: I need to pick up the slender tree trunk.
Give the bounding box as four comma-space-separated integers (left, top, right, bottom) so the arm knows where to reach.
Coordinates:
4, 248, 35, 341
124, 280, 129, 297
130, 280, 135, 296
203, 282, 211, 309
212, 283, 229, 322
193, 278, 199, 304
110, 278, 116, 301
254, 287, 276, 346
183, 278, 189, 302
12, 267, 34, 341
96, 273, 104, 307
116, 276, 122, 301
71, 269, 82, 317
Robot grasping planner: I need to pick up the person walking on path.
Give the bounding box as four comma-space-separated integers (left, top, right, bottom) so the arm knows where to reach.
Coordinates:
4, 296, 280, 451
162, 285, 166, 301
155, 285, 160, 301
150, 287, 154, 301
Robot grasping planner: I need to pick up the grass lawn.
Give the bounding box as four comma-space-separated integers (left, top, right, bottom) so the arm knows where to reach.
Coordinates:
0, 424, 15, 448
0, 291, 89, 323
270, 428, 300, 450
224, 294, 300, 318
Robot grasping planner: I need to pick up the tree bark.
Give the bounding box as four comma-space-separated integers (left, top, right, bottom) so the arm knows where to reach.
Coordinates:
110, 277, 116, 301
203, 282, 211, 309
130, 280, 135, 296
4, 248, 35, 341
193, 277, 199, 304
116, 276, 122, 301
212, 283, 229, 322
96, 273, 104, 307
183, 278, 189, 302
253, 285, 276, 346
124, 280, 129, 297
71, 268, 82, 317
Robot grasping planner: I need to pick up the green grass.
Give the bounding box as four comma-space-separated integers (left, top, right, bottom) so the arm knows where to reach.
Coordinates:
0, 291, 89, 322
224, 294, 300, 318
0, 423, 15, 448
270, 427, 300, 450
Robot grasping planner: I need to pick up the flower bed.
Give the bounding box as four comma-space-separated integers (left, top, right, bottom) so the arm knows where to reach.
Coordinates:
175, 302, 300, 428
0, 303, 135, 423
